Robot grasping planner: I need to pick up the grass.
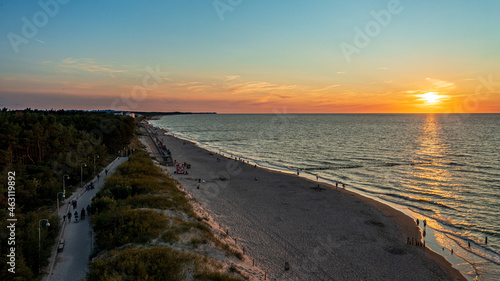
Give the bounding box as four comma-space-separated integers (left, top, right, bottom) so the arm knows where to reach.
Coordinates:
88, 148, 247, 280
88, 246, 245, 281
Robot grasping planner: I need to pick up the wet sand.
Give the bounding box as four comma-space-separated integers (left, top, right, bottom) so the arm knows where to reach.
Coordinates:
150, 127, 466, 281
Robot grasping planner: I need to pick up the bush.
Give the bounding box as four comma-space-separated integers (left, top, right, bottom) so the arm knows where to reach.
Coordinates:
93, 208, 168, 250
87, 247, 191, 281
87, 247, 245, 281
91, 196, 117, 214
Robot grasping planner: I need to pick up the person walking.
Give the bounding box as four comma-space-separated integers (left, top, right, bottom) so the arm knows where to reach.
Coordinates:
68, 212, 72, 223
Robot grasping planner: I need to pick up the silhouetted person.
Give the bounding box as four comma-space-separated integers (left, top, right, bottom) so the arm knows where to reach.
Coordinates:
485, 236, 488, 244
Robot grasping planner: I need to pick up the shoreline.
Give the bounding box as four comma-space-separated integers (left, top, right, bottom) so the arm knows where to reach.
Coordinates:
147, 123, 467, 281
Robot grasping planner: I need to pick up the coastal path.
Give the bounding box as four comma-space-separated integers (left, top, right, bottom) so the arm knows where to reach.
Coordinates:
44, 157, 128, 281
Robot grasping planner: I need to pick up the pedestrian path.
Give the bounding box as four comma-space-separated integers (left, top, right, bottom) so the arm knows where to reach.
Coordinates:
44, 157, 128, 281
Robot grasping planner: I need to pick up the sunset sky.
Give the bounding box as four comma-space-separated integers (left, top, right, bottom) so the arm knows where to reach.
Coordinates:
1, 0, 499, 113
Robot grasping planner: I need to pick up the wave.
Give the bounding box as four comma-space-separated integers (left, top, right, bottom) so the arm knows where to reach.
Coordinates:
434, 228, 500, 266
300, 165, 364, 171
382, 193, 457, 211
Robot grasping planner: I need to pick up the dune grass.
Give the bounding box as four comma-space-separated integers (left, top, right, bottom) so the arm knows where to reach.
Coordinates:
88, 149, 246, 280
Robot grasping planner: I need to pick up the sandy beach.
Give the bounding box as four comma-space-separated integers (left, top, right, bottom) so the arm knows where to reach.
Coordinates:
146, 125, 466, 281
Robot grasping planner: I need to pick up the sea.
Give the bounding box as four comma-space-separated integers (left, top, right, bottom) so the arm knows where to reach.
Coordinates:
149, 113, 500, 281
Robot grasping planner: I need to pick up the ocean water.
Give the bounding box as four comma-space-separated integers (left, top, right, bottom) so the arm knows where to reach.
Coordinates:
150, 113, 500, 280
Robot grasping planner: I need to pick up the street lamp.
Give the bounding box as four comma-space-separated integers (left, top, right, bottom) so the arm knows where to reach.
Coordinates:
94, 154, 99, 175
62, 174, 69, 196
38, 219, 50, 272
81, 163, 87, 189
57, 192, 65, 216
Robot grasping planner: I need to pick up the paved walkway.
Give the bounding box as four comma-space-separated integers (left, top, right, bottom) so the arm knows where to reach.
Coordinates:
45, 157, 128, 281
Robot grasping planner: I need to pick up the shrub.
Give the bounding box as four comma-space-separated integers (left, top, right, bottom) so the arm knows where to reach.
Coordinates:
93, 208, 168, 250
87, 247, 245, 281
91, 196, 117, 214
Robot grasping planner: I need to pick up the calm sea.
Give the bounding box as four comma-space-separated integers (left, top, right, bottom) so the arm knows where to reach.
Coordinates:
150, 113, 500, 280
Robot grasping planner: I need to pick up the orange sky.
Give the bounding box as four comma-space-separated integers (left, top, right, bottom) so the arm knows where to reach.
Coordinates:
1, 2, 499, 113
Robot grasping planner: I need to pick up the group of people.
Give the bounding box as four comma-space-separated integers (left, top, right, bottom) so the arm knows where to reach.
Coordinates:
84, 181, 95, 191
411, 218, 488, 255
407, 218, 428, 248
64, 168, 108, 223
64, 205, 91, 223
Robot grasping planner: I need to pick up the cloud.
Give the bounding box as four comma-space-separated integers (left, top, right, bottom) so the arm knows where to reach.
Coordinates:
58, 58, 125, 73
226, 81, 298, 96
426, 78, 455, 90
175, 81, 201, 87
317, 85, 340, 91
224, 75, 240, 81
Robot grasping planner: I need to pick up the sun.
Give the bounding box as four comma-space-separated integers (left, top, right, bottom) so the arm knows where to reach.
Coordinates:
420, 92, 441, 104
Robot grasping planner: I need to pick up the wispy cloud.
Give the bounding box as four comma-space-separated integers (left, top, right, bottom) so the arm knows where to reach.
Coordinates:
426, 77, 455, 90
57, 58, 125, 73
224, 75, 240, 81
226, 81, 298, 96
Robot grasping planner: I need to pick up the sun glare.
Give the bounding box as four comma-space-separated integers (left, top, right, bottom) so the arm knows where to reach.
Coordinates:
420, 92, 441, 104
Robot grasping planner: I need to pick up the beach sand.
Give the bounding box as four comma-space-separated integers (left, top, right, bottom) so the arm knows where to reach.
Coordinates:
148, 126, 466, 281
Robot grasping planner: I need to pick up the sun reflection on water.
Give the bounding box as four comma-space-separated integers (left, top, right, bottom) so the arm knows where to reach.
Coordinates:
406, 114, 461, 200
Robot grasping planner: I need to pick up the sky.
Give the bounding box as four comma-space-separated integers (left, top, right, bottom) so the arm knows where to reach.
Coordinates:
0, 0, 499, 113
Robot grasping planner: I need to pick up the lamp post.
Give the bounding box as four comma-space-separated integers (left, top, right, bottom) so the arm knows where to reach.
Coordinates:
38, 219, 50, 272
57, 192, 65, 216
94, 154, 99, 175
81, 163, 87, 189
63, 174, 69, 196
